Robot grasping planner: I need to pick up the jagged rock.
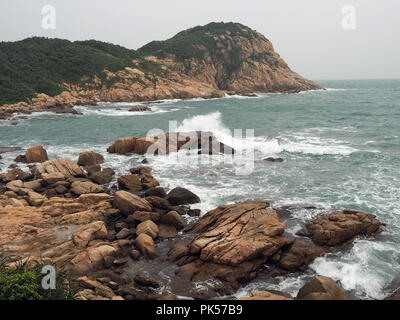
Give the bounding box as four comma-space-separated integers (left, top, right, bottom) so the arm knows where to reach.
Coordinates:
158, 224, 178, 240
78, 193, 114, 205
115, 228, 131, 239
141, 174, 159, 189
6, 180, 24, 192
73, 221, 108, 248
145, 196, 170, 209
118, 174, 142, 191
296, 276, 349, 300
71, 181, 105, 195
23, 180, 42, 191
35, 158, 85, 178
78, 151, 104, 167
300, 209, 384, 247
113, 191, 152, 216
144, 187, 167, 198
161, 211, 187, 229
25, 145, 48, 163
130, 166, 152, 175
167, 187, 200, 205
136, 220, 159, 239
131, 211, 159, 223
90, 170, 114, 185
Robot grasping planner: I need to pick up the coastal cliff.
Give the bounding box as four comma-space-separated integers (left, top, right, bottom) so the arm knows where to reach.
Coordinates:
0, 22, 323, 119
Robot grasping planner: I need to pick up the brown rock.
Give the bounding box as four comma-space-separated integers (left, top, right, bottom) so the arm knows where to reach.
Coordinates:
167, 187, 200, 205
25, 146, 48, 163
118, 174, 142, 191
303, 210, 384, 247
135, 233, 157, 258
296, 276, 349, 300
113, 191, 152, 216
71, 181, 104, 195
77, 151, 104, 167
136, 220, 159, 239
35, 158, 85, 178
161, 211, 187, 229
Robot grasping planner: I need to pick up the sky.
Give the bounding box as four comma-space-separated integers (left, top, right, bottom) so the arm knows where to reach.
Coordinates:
0, 0, 399, 80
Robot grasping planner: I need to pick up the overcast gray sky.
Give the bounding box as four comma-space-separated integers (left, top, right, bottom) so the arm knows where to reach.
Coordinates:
0, 0, 399, 80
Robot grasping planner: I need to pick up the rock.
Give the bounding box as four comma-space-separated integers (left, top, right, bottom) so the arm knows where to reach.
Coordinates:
73, 221, 108, 248
113, 257, 128, 267
386, 287, 400, 300
14, 155, 27, 163
241, 290, 293, 300
35, 158, 85, 178
296, 276, 349, 300
115, 228, 131, 239
118, 174, 142, 191
131, 211, 159, 223
25, 146, 48, 163
41, 172, 65, 185
158, 294, 180, 300
85, 164, 101, 176
134, 274, 159, 288
141, 174, 159, 189
95, 284, 116, 299
167, 187, 200, 205
77, 276, 101, 289
169, 202, 290, 298
145, 196, 170, 209
189, 202, 287, 265
158, 224, 178, 240
55, 185, 68, 194
144, 187, 167, 198
78, 193, 114, 205
8, 198, 25, 207
302, 210, 384, 247
77, 151, 104, 166
264, 157, 284, 162
17, 171, 33, 181
129, 106, 151, 112
135, 233, 157, 258
27, 191, 47, 206
161, 211, 187, 229
107, 131, 235, 156
90, 170, 114, 185
187, 209, 201, 217
6, 180, 24, 192
136, 220, 159, 239
130, 166, 152, 175
71, 181, 104, 195
113, 191, 152, 216
23, 180, 42, 191
278, 239, 324, 272
129, 249, 140, 260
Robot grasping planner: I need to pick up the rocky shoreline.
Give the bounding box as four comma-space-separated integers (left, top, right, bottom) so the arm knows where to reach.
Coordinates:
0, 138, 394, 300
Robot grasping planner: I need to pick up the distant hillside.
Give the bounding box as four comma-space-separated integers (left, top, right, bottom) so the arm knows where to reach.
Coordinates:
0, 22, 323, 117
0, 38, 139, 105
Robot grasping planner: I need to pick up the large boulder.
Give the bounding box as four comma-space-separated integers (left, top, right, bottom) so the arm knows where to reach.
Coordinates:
77, 151, 104, 167
300, 209, 384, 247
73, 221, 108, 248
107, 131, 235, 156
113, 191, 152, 216
35, 158, 85, 178
296, 276, 349, 300
25, 145, 48, 163
166, 187, 200, 205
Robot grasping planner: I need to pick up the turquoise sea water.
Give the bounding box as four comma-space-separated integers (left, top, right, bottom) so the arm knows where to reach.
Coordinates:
1, 79, 399, 299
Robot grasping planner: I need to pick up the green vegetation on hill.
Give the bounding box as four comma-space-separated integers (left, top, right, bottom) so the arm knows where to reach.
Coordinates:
0, 22, 276, 106
138, 22, 270, 77
0, 37, 139, 105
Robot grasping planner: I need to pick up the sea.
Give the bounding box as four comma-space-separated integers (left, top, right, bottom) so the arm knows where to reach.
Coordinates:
1, 79, 399, 300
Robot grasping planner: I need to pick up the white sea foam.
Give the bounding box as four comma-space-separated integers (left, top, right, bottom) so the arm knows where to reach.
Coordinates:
75, 105, 179, 116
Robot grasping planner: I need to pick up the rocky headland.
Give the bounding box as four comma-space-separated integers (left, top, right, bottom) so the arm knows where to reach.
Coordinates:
0, 137, 392, 300
0, 22, 323, 120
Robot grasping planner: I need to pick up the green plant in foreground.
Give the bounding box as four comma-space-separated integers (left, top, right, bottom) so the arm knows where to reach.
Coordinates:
0, 254, 78, 300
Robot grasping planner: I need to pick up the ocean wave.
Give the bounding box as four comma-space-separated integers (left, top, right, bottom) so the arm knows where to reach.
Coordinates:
75, 105, 179, 116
